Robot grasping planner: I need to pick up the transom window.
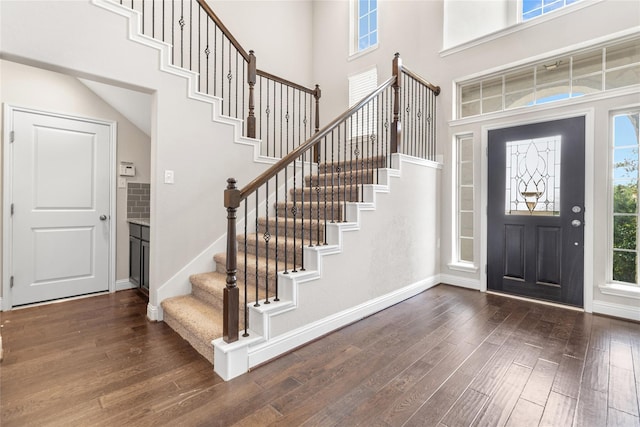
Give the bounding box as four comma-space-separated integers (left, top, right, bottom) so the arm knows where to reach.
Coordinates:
458, 37, 640, 119
611, 111, 640, 286
522, 0, 582, 21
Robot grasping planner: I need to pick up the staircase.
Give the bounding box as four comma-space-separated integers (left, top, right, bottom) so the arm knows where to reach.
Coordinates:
161, 157, 384, 363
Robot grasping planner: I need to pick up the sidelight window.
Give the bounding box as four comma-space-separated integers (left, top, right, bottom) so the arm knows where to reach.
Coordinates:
611, 111, 640, 285
454, 134, 475, 265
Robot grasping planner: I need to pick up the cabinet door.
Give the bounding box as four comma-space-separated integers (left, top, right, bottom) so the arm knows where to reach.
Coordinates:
129, 236, 141, 285
141, 239, 150, 292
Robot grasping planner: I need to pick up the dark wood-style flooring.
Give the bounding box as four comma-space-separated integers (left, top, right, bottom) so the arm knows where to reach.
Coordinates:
1, 285, 639, 426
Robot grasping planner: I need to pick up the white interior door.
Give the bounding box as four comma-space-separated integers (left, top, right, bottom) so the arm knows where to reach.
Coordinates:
8, 108, 112, 306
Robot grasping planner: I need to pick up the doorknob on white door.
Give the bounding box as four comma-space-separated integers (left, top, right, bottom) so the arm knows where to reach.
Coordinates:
100, 215, 108, 221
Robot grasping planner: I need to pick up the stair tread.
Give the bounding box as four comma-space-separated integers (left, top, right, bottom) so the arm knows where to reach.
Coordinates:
191, 271, 268, 302
161, 295, 223, 342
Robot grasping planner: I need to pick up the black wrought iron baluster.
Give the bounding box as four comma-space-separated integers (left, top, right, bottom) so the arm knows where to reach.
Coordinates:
280, 83, 284, 158
204, 19, 210, 94
196, 6, 201, 92
264, 182, 270, 304
273, 80, 277, 157
161, 0, 165, 42
317, 138, 322, 246
254, 191, 260, 307
151, 0, 155, 38
274, 173, 280, 301
343, 121, 348, 222
227, 45, 232, 117
259, 77, 263, 141
141, 0, 144, 34
322, 134, 327, 245
334, 127, 340, 224
310, 145, 316, 248
300, 151, 306, 271
291, 156, 298, 273
243, 200, 248, 337
179, 0, 184, 68
284, 167, 289, 274
171, 1, 175, 65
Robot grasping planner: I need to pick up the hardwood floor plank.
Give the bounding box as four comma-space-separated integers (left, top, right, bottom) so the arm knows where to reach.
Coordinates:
539, 391, 577, 427
231, 405, 283, 427
590, 315, 612, 351
550, 354, 583, 399
609, 365, 639, 416
582, 348, 610, 393
440, 388, 490, 427
610, 339, 634, 370
607, 407, 640, 427
575, 388, 608, 427
563, 313, 592, 359
504, 398, 544, 427
403, 342, 502, 426
520, 358, 559, 407
471, 363, 532, 427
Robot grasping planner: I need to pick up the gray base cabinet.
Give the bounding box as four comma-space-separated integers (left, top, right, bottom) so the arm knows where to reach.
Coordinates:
129, 223, 150, 294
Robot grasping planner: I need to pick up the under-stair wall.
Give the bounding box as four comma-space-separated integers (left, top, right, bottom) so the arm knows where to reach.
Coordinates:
0, 0, 277, 314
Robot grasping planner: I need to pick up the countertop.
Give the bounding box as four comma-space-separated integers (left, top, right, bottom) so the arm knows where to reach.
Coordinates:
127, 218, 150, 227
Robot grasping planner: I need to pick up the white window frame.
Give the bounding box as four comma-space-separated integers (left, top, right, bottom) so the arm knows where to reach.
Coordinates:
519, 0, 583, 22
349, 0, 379, 58
601, 108, 640, 299
449, 133, 478, 272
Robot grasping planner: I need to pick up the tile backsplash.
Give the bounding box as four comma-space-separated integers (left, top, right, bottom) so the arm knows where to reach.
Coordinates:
127, 182, 150, 219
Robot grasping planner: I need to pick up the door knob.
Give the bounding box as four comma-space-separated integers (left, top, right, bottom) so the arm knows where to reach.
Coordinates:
571, 219, 581, 227
100, 215, 108, 221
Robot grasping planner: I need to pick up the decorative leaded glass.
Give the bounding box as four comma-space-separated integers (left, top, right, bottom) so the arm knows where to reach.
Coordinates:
505, 136, 562, 215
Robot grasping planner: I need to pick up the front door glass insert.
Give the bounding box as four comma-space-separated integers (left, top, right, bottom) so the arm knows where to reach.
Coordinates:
505, 135, 562, 215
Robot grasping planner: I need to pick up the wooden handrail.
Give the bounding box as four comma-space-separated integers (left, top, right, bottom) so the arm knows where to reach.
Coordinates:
401, 66, 441, 95
256, 69, 317, 95
195, 0, 251, 61
233, 76, 396, 203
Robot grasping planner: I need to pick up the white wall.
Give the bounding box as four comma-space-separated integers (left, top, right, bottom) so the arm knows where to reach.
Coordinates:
208, 0, 314, 87
443, 0, 515, 49
0, 60, 151, 288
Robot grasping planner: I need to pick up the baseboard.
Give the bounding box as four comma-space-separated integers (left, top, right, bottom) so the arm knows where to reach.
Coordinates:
147, 303, 160, 321
115, 279, 137, 291
592, 299, 640, 322
439, 274, 481, 290
245, 275, 440, 372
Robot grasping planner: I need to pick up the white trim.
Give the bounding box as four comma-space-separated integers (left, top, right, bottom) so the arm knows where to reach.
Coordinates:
115, 279, 137, 291
214, 275, 440, 381
592, 299, 640, 321
147, 303, 160, 321
598, 283, 640, 300
446, 263, 479, 274
2, 104, 116, 310
440, 273, 481, 290
441, 1, 608, 57
480, 108, 595, 310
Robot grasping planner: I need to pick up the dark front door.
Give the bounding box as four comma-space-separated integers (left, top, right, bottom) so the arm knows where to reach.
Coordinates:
487, 117, 585, 307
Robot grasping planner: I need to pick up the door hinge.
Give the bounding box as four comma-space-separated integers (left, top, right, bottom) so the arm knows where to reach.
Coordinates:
9, 131, 15, 143
10, 276, 14, 288
10, 203, 14, 216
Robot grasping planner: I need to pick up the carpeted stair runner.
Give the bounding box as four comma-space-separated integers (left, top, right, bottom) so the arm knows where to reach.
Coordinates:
161, 156, 385, 364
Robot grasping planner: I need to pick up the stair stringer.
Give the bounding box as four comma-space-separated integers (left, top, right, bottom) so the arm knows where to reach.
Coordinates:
93, 0, 276, 165
214, 153, 442, 381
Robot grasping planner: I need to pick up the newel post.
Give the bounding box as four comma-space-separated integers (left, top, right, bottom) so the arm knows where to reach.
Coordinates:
313, 84, 322, 163
223, 178, 241, 343
390, 53, 402, 154
247, 50, 257, 139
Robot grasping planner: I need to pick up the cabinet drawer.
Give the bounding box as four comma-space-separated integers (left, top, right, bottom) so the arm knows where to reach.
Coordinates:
129, 223, 142, 239
141, 225, 150, 241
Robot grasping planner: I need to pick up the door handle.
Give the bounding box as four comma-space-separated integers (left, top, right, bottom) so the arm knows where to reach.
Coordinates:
571, 219, 582, 227
100, 215, 108, 221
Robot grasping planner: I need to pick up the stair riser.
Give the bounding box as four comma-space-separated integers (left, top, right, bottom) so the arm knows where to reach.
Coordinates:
290, 187, 361, 203
318, 158, 387, 174
241, 241, 303, 266
214, 260, 293, 290
305, 173, 376, 186
275, 203, 344, 221
257, 219, 325, 242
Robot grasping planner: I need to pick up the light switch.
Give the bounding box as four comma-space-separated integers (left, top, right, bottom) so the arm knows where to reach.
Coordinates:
118, 177, 127, 189
164, 170, 175, 184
